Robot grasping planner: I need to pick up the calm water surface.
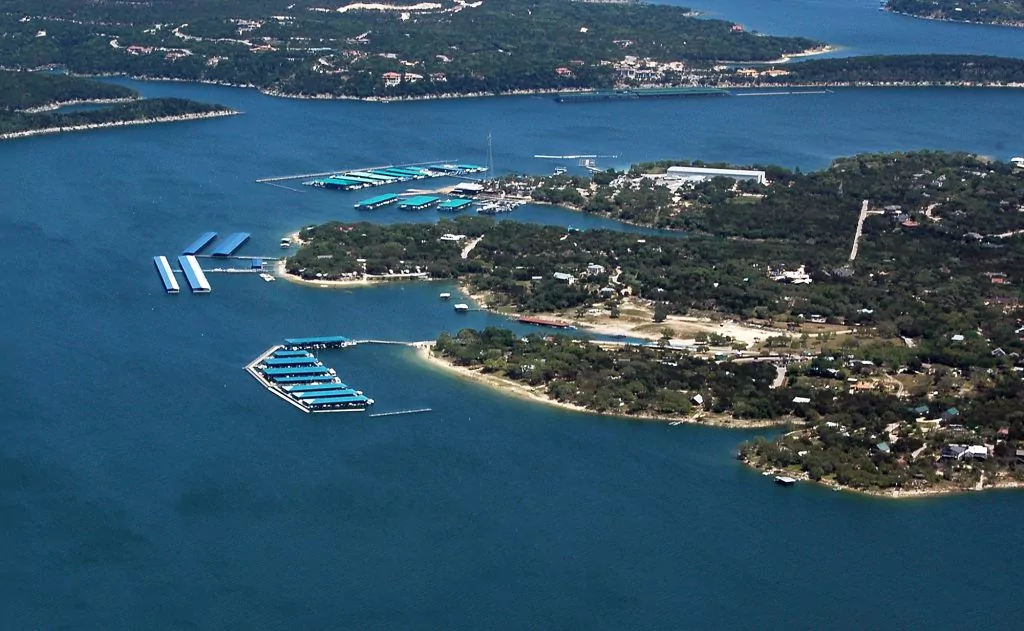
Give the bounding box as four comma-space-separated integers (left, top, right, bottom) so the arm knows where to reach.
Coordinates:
3, 11, 1024, 629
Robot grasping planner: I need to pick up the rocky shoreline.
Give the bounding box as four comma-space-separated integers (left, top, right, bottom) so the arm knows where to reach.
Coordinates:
739, 454, 1024, 499
17, 96, 139, 113
0, 109, 239, 141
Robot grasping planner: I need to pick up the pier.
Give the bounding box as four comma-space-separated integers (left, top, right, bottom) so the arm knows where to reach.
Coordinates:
369, 408, 432, 418
153, 255, 180, 294
255, 160, 460, 184
177, 255, 211, 293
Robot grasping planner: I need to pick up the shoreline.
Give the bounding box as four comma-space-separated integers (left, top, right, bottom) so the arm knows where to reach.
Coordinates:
0, 109, 239, 141
18, 96, 140, 113
739, 456, 1024, 499
413, 344, 788, 429
883, 7, 1024, 29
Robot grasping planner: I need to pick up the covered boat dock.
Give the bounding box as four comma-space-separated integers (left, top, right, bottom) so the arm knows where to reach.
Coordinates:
210, 232, 251, 257
355, 193, 399, 210
283, 335, 353, 349
182, 231, 218, 255
153, 256, 180, 294
177, 255, 211, 293
438, 199, 473, 212
399, 195, 440, 210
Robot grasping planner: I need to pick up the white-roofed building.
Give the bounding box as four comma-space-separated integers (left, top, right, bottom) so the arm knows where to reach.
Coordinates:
666, 165, 767, 185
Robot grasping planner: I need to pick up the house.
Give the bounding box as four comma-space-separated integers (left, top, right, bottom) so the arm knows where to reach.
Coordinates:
950, 334, 965, 342
792, 396, 811, 404
997, 427, 1010, 439
873, 442, 891, 455
940, 445, 967, 460
552, 272, 575, 285
439, 233, 466, 242
382, 71, 402, 87
691, 394, 704, 406
599, 286, 616, 297
1017, 448, 1024, 464
912, 405, 930, 416
555, 67, 573, 77
964, 445, 988, 460
587, 263, 606, 276
941, 407, 960, 423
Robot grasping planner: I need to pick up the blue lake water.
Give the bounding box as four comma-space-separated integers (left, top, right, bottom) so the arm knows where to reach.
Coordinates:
4, 9, 1024, 628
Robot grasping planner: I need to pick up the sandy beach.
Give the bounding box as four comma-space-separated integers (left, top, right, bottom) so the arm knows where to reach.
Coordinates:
413, 343, 787, 429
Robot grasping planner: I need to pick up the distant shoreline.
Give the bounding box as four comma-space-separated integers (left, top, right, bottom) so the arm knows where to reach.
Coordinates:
884, 7, 1024, 29
0, 109, 239, 141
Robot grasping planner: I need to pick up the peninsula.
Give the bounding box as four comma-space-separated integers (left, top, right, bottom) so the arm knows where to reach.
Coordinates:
290, 150, 1024, 496
0, 70, 236, 139
886, 0, 1024, 28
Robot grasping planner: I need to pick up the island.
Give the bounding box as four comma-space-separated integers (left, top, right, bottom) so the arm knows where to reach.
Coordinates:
0, 70, 237, 139
886, 0, 1024, 28
288, 150, 1024, 496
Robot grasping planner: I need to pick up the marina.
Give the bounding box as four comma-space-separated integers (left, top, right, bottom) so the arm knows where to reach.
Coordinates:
176, 254, 211, 293
153, 256, 180, 294
181, 231, 217, 255
244, 339, 374, 413
355, 193, 400, 210
296, 161, 488, 194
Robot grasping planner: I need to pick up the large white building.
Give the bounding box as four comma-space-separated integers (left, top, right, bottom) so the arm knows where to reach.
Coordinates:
666, 165, 767, 185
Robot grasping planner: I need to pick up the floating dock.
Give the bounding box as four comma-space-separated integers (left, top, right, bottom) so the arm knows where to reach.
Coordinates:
244, 341, 373, 413
345, 171, 395, 182
210, 232, 251, 257
438, 198, 473, 212
317, 177, 364, 190
399, 195, 440, 210
355, 193, 399, 210
153, 256, 180, 294
554, 87, 730, 103
182, 231, 217, 255
302, 162, 486, 194
177, 255, 211, 293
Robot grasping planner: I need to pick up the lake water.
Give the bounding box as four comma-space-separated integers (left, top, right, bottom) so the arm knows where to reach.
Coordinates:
4, 7, 1024, 629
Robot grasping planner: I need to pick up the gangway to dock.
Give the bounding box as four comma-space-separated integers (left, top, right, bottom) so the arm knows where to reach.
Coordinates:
182, 231, 217, 255
369, 408, 432, 418
210, 232, 251, 257
177, 255, 211, 293
153, 256, 180, 294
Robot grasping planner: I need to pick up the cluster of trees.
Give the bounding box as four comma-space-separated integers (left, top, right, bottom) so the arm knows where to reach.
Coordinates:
434, 327, 793, 419
740, 372, 1024, 491
730, 55, 1024, 86
0, 71, 229, 134
886, 0, 1024, 25
0, 0, 818, 98
0, 69, 135, 110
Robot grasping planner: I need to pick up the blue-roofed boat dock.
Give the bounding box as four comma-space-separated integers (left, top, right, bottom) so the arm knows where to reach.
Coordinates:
244, 341, 373, 413
153, 256, 180, 294
210, 232, 251, 257
177, 255, 211, 293
182, 231, 217, 255
437, 198, 473, 212
399, 195, 440, 210
355, 193, 399, 210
